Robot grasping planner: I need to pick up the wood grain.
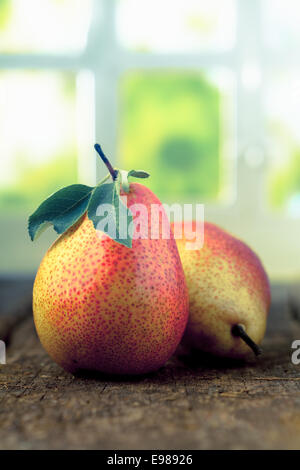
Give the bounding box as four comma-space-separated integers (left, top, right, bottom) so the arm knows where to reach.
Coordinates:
0, 308, 300, 450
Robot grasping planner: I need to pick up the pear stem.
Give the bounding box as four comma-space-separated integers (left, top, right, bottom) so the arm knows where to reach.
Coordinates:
94, 143, 118, 181
232, 324, 262, 357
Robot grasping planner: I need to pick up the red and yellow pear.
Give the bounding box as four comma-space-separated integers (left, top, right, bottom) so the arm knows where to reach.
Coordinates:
172, 221, 271, 359
31, 147, 189, 375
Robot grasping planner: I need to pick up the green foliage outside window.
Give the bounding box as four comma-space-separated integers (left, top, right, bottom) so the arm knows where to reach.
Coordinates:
119, 72, 221, 202
0, 153, 77, 213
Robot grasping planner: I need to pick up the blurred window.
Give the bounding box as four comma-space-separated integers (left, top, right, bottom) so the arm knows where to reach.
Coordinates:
263, 0, 300, 53
119, 70, 235, 203
0, 0, 93, 54
0, 0, 299, 279
265, 69, 300, 215
261, 0, 300, 214
0, 71, 77, 213
116, 0, 236, 53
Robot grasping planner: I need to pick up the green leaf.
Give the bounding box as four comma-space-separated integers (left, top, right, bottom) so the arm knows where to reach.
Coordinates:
87, 181, 133, 248
28, 162, 149, 246
119, 169, 150, 193
128, 170, 150, 179
28, 184, 94, 241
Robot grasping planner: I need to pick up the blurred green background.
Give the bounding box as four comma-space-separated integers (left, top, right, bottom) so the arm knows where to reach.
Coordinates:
120, 72, 222, 202
0, 0, 300, 279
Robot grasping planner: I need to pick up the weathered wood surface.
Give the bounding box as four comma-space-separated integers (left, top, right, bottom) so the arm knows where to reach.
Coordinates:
0, 280, 300, 450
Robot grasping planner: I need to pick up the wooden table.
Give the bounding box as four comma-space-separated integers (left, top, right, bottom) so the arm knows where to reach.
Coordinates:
1, 279, 300, 450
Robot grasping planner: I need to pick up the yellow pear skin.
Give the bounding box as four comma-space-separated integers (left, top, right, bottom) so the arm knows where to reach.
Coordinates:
33, 184, 189, 375
172, 221, 271, 359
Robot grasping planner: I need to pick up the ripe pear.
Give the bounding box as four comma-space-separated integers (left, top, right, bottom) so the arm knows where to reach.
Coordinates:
33, 183, 188, 374
33, 190, 189, 376
172, 221, 271, 359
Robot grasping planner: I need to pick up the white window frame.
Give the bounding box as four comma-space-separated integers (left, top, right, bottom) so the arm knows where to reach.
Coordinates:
0, 0, 299, 279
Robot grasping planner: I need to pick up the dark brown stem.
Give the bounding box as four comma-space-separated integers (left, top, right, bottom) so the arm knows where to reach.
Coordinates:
232, 324, 262, 356
94, 143, 118, 181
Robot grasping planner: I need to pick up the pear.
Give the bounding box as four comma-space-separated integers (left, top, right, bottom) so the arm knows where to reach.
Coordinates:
32, 152, 189, 376
172, 221, 271, 359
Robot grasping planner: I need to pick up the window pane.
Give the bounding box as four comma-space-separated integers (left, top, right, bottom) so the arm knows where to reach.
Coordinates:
118, 70, 235, 203
263, 0, 300, 52
0, 70, 80, 274
266, 70, 300, 215
0, 71, 78, 213
117, 0, 236, 52
0, 0, 93, 54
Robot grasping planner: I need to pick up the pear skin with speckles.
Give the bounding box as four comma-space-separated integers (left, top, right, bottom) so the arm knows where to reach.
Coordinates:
172, 221, 271, 359
33, 183, 189, 375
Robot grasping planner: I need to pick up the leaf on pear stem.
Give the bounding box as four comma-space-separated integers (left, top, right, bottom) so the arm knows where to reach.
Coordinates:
28, 184, 94, 241
128, 170, 150, 179
87, 180, 133, 248
28, 154, 150, 248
